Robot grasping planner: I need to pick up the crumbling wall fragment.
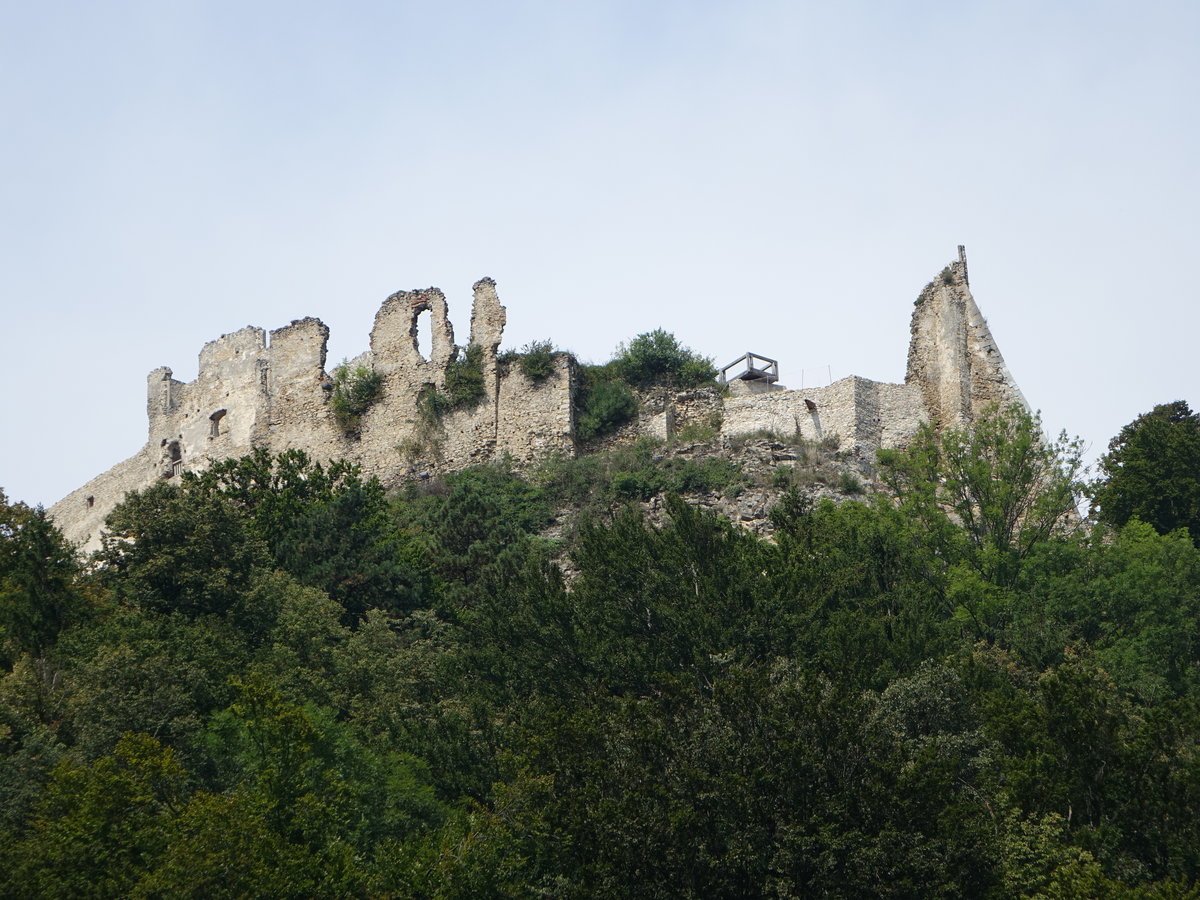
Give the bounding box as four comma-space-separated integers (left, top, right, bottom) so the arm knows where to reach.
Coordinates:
905, 249, 1028, 429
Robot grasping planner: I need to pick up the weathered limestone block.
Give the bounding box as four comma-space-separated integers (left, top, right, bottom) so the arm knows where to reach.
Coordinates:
268, 318, 329, 421
641, 408, 675, 441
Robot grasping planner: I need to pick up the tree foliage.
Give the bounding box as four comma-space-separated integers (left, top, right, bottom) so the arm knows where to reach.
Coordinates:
879, 403, 1084, 587
575, 364, 639, 441
1092, 400, 1200, 545
4, 403, 1200, 896
611, 327, 717, 389
0, 491, 81, 661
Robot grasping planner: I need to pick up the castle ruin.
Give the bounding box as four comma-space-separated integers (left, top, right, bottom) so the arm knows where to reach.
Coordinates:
50, 249, 1028, 549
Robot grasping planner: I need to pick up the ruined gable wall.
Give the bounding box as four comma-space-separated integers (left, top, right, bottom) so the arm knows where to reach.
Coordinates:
963, 292, 1030, 415
906, 249, 1028, 429
906, 263, 973, 429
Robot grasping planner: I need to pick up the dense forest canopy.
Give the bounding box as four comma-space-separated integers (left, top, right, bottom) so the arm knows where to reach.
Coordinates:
3, 402, 1200, 898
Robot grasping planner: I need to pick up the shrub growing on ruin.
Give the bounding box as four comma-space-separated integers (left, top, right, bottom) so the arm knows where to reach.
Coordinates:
575, 365, 638, 441
499, 340, 559, 383
444, 344, 486, 408
421, 345, 488, 421
518, 339, 557, 382
838, 471, 864, 494
535, 439, 743, 514
611, 329, 716, 389
331, 364, 384, 435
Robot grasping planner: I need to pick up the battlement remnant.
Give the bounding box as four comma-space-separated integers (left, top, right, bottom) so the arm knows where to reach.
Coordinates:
51, 251, 1029, 550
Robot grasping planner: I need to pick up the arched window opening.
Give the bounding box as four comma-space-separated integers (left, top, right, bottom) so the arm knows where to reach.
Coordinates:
414, 308, 432, 362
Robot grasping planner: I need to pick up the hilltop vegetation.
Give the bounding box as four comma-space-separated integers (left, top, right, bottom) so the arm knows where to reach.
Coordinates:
3, 404, 1200, 897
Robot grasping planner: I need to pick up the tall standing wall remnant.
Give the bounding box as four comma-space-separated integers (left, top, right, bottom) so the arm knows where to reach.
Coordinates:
50, 251, 1030, 550
905, 246, 1029, 429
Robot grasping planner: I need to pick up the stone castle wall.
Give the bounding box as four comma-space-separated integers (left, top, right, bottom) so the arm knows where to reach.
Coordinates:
720, 376, 927, 449
50, 250, 1028, 550
51, 278, 575, 550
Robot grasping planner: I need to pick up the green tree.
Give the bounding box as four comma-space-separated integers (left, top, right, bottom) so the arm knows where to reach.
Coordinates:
0, 656, 70, 841
6, 733, 187, 899
60, 606, 251, 760
567, 496, 771, 696
1092, 401, 1200, 545
768, 492, 952, 688
130, 789, 333, 899
879, 403, 1084, 587
97, 482, 268, 621
0, 490, 81, 661
192, 450, 432, 623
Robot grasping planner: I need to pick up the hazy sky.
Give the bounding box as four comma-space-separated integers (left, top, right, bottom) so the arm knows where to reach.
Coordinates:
2, 1, 1197, 508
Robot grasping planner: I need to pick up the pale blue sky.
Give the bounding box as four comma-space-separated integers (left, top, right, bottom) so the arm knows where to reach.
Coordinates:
2, 1, 1197, 507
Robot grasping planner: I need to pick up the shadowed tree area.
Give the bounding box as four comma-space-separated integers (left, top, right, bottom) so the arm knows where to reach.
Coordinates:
3, 411, 1200, 897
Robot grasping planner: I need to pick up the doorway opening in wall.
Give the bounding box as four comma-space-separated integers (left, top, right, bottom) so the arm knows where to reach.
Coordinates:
415, 308, 432, 362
